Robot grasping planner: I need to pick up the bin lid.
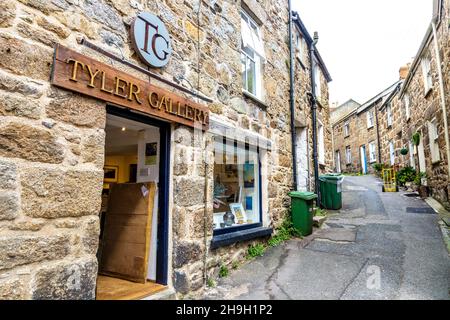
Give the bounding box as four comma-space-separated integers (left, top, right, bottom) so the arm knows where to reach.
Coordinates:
288, 191, 318, 200
320, 173, 344, 181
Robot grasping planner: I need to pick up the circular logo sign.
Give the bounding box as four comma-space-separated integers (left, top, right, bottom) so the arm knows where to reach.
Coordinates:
131, 12, 172, 68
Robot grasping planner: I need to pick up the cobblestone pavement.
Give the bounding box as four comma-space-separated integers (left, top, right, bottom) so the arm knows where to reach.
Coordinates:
203, 175, 450, 300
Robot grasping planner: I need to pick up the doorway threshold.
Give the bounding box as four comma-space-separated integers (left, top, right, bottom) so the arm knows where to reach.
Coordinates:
96, 275, 166, 300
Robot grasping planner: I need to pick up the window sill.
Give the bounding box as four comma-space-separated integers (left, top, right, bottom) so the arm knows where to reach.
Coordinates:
344, 135, 350, 138
243, 90, 268, 109
210, 226, 273, 249
424, 87, 432, 98
367, 125, 374, 130
432, 159, 441, 165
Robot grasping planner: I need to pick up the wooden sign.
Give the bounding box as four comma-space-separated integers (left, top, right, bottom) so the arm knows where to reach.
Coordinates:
51, 45, 209, 130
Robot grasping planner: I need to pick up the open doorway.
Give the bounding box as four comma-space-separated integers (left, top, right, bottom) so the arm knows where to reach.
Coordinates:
96, 107, 170, 300
360, 145, 367, 174
296, 127, 309, 191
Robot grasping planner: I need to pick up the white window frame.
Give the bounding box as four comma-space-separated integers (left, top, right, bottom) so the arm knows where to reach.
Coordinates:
346, 146, 352, 164
409, 141, 415, 169
386, 103, 393, 127
318, 120, 325, 165
241, 10, 264, 99
295, 32, 303, 62
404, 93, 410, 120
369, 141, 377, 163
389, 140, 395, 166
314, 63, 321, 99
367, 110, 374, 128
421, 54, 433, 94
428, 119, 440, 163
344, 122, 349, 137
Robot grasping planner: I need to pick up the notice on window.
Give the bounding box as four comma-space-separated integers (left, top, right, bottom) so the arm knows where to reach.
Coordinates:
145, 142, 157, 165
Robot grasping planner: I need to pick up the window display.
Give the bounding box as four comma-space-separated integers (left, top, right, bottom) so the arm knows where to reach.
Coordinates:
213, 137, 261, 231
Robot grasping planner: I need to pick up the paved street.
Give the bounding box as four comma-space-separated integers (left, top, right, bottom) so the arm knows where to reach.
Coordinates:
204, 175, 450, 300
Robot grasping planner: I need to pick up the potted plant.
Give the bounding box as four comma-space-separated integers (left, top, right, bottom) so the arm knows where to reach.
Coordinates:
414, 172, 428, 198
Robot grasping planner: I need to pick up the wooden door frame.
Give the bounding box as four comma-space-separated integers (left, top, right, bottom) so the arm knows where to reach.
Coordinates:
106, 105, 170, 285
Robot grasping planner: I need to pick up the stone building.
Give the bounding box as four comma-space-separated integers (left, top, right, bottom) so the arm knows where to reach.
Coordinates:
332, 82, 399, 174
330, 99, 360, 125
380, 0, 450, 208
0, 0, 332, 299
292, 13, 333, 192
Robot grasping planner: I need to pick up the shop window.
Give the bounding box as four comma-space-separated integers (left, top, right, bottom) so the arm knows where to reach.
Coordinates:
421, 54, 433, 94
241, 10, 265, 99
369, 141, 376, 163
367, 110, 374, 128
428, 119, 440, 163
404, 93, 410, 120
346, 146, 352, 164
213, 137, 261, 234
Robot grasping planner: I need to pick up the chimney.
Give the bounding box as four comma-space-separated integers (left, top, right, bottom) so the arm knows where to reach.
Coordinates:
399, 63, 411, 80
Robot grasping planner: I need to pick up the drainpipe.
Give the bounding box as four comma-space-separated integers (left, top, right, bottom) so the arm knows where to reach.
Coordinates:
288, 2, 298, 191
432, 20, 450, 180
309, 32, 320, 204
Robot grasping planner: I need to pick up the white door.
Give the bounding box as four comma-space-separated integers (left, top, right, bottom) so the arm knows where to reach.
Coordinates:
418, 133, 426, 173
296, 127, 309, 191
335, 151, 341, 173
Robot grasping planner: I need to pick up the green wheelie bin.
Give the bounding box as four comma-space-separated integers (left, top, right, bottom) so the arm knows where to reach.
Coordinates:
319, 173, 344, 210
288, 191, 317, 236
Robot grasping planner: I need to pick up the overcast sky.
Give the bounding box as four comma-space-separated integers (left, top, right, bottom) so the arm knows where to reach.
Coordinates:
292, 0, 432, 106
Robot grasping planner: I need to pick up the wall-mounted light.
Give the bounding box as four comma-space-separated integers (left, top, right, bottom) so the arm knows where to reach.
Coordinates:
121, 127, 126, 131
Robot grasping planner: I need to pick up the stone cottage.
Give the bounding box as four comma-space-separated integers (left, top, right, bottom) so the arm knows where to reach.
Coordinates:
0, 0, 332, 300
332, 82, 400, 174
382, 0, 450, 208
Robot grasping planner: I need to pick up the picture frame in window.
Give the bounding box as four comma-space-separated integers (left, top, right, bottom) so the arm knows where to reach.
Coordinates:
229, 203, 247, 224
103, 166, 119, 183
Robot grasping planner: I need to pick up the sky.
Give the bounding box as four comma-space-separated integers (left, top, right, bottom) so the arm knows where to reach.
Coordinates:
292, 0, 432, 106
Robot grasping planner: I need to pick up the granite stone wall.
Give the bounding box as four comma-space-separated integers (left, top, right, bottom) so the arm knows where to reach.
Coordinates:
0, 0, 332, 299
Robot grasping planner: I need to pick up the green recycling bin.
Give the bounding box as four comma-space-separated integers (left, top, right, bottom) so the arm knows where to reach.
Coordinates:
288, 191, 317, 236
319, 173, 344, 210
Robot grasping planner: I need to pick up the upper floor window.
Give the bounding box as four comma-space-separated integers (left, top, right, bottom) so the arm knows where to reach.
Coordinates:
367, 110, 374, 128
318, 120, 325, 164
421, 54, 433, 94
241, 10, 265, 99
386, 103, 393, 127
344, 122, 349, 137
404, 93, 410, 120
295, 31, 304, 63
314, 63, 321, 99
428, 119, 440, 163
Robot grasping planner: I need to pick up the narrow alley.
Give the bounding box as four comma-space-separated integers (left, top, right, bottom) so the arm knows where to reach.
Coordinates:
204, 175, 450, 300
